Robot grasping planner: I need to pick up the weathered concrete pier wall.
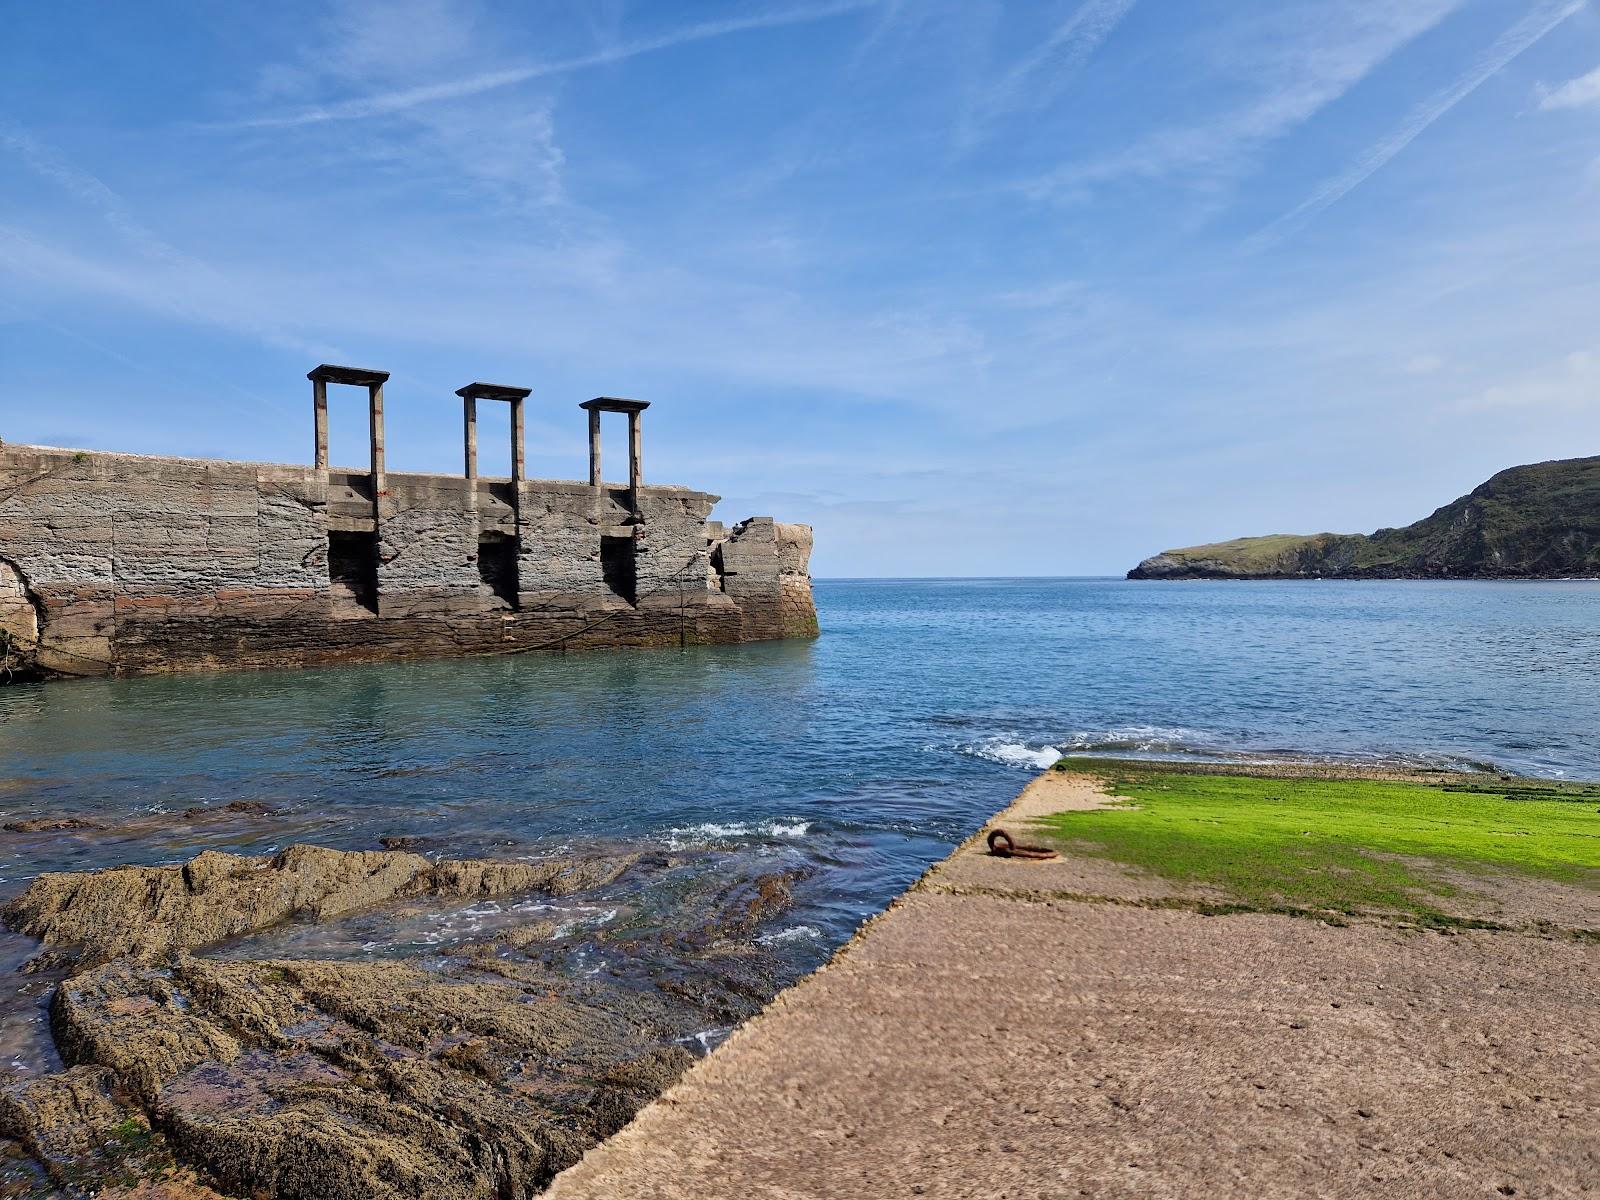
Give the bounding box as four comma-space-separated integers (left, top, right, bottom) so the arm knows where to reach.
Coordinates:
0, 367, 816, 680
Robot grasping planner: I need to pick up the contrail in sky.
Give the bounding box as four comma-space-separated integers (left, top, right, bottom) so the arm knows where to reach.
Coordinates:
961, 0, 1138, 147
1251, 0, 1587, 248
221, 0, 883, 130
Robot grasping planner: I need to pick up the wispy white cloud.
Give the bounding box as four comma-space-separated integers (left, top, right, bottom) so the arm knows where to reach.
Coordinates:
0, 125, 332, 360
846, 0, 924, 66
0, 220, 305, 419
1023, 1, 1464, 203
1252, 0, 1587, 247
1464, 347, 1600, 409
0, 220, 328, 362
959, 0, 1138, 147
406, 94, 569, 211
1402, 353, 1447, 375
0, 125, 180, 265
237, 1, 573, 213
0, 206, 996, 409
217, 0, 882, 130
1538, 63, 1600, 109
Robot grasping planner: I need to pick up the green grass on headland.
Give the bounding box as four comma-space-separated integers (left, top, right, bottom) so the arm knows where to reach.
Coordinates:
1158, 533, 1329, 571
1140, 455, 1600, 578
1041, 760, 1600, 923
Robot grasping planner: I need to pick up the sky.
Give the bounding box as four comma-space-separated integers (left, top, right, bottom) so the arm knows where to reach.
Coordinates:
2, 1, 1598, 577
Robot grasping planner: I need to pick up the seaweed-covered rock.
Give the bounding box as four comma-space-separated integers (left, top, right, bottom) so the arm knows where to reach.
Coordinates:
0, 1066, 132, 1167
43, 948, 697, 1197
3, 844, 639, 964
0, 1066, 229, 1197
0, 844, 800, 1198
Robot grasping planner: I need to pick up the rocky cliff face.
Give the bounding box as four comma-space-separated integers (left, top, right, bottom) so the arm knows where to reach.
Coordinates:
1129, 456, 1600, 580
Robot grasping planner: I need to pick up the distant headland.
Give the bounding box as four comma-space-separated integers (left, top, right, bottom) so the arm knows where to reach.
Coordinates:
1129, 455, 1600, 581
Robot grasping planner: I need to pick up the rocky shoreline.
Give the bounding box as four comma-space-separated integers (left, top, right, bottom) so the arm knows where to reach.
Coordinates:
0, 842, 805, 1198
4, 760, 1593, 1198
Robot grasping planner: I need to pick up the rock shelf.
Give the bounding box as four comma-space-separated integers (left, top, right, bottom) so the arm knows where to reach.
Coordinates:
0, 844, 801, 1198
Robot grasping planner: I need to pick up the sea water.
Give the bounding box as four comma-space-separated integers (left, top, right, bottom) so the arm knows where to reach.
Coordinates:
0, 578, 1596, 1066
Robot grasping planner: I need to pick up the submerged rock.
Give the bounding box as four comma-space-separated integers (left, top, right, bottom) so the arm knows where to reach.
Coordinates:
2, 816, 105, 833
0, 843, 801, 1198
181, 800, 282, 820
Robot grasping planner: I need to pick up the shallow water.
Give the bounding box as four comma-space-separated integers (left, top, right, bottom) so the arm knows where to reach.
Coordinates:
1, 577, 1597, 1071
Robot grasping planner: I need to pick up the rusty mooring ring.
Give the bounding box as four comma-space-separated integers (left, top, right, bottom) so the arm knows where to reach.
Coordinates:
986, 828, 1058, 860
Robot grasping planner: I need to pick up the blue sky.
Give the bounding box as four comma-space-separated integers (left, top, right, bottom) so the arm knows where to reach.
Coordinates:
2, 1, 1597, 576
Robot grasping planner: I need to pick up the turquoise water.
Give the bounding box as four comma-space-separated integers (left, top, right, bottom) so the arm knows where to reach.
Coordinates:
4, 577, 1600, 890
0, 578, 1597, 1065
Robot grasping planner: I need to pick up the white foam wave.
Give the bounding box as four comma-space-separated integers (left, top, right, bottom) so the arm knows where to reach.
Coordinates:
1055, 725, 1215, 753
508, 900, 618, 937
958, 738, 1063, 770
663, 819, 812, 849
757, 924, 823, 946
956, 726, 1220, 770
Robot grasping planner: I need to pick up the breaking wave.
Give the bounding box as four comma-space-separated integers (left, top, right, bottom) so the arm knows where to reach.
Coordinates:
757, 923, 823, 946
954, 726, 1222, 770
952, 727, 1519, 777
958, 739, 1064, 770
661, 819, 813, 849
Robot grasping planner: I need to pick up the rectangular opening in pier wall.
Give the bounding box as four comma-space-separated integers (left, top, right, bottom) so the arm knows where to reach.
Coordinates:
477, 534, 519, 609
601, 535, 636, 605
327, 531, 379, 615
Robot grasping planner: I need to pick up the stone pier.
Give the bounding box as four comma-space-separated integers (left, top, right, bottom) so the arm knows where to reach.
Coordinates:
0, 366, 818, 680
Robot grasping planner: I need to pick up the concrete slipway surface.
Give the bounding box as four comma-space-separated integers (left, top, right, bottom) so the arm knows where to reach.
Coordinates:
545, 770, 1598, 1200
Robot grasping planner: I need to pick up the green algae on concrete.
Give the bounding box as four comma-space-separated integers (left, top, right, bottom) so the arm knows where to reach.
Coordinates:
1040, 759, 1600, 922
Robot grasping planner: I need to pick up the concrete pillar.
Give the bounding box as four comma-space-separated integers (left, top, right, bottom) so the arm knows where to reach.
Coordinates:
580, 397, 647, 492
368, 381, 386, 498
628, 409, 642, 492
308, 364, 389, 481
463, 396, 478, 479
510, 395, 526, 484
313, 378, 329, 468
